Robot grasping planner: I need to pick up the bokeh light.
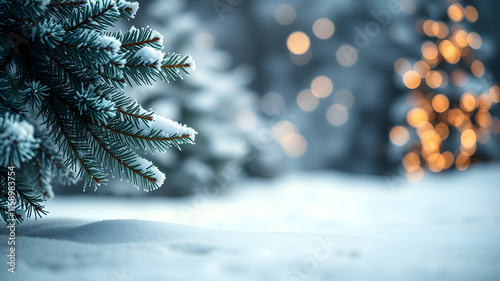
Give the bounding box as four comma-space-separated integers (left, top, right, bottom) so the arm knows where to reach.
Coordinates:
311, 76, 333, 98
312, 18, 335, 39
403, 70, 421, 89
390, 126, 410, 146
327, 104, 348, 126
274, 4, 296, 25
297, 89, 319, 111
287, 31, 310, 55
336, 45, 358, 67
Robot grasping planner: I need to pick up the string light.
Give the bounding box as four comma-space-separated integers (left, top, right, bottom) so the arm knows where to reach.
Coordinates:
393, 3, 498, 181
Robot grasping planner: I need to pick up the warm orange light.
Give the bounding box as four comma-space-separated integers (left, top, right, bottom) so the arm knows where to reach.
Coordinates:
442, 151, 454, 169
467, 32, 482, 49
428, 153, 446, 172
426, 71, 443, 88
407, 108, 429, 127
464, 6, 478, 22
287, 31, 310, 55
432, 94, 449, 113
461, 92, 476, 112
403, 70, 421, 89
454, 30, 468, 47
414, 61, 430, 77
476, 110, 492, 128
422, 41, 438, 61
471, 60, 485, 77
435, 122, 449, 140
456, 154, 470, 171
403, 152, 420, 172
489, 86, 500, 103
439, 40, 460, 64
447, 4, 464, 22
478, 93, 492, 110
423, 20, 434, 36
448, 108, 465, 127
390, 126, 410, 146
461, 129, 476, 148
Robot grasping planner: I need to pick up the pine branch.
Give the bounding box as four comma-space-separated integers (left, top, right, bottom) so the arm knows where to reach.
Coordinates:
67, 0, 119, 32
55, 93, 161, 190
47, 95, 106, 187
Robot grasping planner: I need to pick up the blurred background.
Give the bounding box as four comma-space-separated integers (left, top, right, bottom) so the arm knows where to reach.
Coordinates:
56, 0, 500, 196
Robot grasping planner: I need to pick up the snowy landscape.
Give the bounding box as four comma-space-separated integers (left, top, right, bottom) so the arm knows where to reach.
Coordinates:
2, 0, 500, 280
2, 165, 500, 281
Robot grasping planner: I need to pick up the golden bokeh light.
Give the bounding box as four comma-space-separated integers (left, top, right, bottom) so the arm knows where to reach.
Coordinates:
414, 61, 430, 77
435, 122, 449, 140
407, 108, 429, 127
447, 3, 464, 22
296, 89, 319, 111
478, 93, 492, 110
423, 20, 434, 36
312, 18, 335, 39
403, 70, 421, 89
471, 60, 485, 77
431, 94, 449, 113
403, 152, 420, 172
467, 32, 482, 49
442, 151, 454, 169
464, 5, 478, 22
476, 110, 492, 128
460, 92, 476, 112
311, 76, 334, 98
461, 129, 477, 148
489, 85, 500, 103
439, 40, 460, 64
425, 71, 443, 88
390, 126, 410, 146
287, 31, 310, 55
421, 41, 438, 61
447, 108, 465, 127
454, 30, 468, 47
427, 153, 446, 172
397, 4, 492, 174
455, 154, 470, 171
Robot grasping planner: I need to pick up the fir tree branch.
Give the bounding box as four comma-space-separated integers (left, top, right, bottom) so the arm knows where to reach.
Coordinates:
55, 94, 159, 188
68, 3, 115, 31
48, 96, 104, 185
102, 124, 192, 142
121, 37, 161, 48
15, 184, 48, 220
48, 0, 87, 7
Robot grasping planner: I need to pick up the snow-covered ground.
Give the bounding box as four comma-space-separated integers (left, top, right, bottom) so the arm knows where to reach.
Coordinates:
1, 165, 500, 281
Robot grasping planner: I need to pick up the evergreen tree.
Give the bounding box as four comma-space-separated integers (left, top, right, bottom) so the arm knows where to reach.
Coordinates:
390, 1, 500, 181
101, 0, 281, 196
0, 0, 196, 223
